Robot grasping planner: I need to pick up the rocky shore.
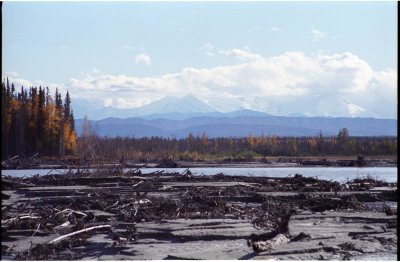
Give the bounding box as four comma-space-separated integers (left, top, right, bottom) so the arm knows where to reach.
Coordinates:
1, 169, 397, 260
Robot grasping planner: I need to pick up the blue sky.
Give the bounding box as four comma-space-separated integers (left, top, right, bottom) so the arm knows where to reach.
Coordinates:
2, 2, 398, 119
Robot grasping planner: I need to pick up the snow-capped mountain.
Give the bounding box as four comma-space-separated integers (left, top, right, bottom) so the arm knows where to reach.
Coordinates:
72, 94, 392, 120
207, 95, 378, 119
72, 94, 218, 120
73, 94, 396, 137
134, 94, 217, 115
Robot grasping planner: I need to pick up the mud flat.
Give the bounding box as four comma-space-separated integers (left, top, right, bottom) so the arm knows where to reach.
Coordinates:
1, 169, 397, 260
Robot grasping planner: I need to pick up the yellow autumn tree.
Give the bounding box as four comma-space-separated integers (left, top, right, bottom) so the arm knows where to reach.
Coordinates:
1, 80, 77, 158
63, 122, 76, 155
201, 132, 208, 149
68, 129, 77, 155
308, 137, 317, 153
247, 132, 255, 147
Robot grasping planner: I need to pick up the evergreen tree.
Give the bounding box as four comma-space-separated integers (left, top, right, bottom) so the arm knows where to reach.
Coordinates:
1, 80, 77, 159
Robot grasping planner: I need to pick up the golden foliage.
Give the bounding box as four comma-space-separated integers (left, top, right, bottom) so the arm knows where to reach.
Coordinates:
248, 132, 255, 147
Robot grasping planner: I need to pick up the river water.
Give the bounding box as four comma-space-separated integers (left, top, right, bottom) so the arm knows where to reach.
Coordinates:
1, 167, 397, 183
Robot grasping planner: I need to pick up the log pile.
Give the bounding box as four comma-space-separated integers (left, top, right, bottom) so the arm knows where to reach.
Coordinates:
1, 170, 397, 260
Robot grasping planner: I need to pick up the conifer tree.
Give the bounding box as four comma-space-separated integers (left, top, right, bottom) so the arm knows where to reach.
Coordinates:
1, 80, 77, 159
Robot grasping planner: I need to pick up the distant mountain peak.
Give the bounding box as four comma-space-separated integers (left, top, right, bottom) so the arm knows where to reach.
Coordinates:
135, 95, 217, 115
73, 94, 389, 121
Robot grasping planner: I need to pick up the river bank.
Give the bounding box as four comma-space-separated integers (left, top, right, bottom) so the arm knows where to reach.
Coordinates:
1, 155, 397, 170
1, 170, 397, 260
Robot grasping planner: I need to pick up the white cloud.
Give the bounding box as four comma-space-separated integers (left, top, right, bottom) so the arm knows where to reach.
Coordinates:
4, 71, 19, 77
4, 72, 35, 88
271, 26, 281, 31
219, 48, 264, 61
316, 52, 374, 93
134, 53, 152, 66
103, 98, 113, 107
4, 73, 64, 98
10, 78, 33, 88
65, 51, 396, 118
202, 45, 264, 61
311, 29, 326, 42
6, 51, 397, 119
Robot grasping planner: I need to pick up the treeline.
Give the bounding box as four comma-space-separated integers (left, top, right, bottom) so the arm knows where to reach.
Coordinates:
2, 79, 396, 162
78, 128, 397, 161
1, 79, 76, 160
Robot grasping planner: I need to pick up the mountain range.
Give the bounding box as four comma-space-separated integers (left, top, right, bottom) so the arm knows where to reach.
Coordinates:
75, 112, 397, 138
72, 94, 393, 120
73, 95, 397, 138
72, 95, 218, 120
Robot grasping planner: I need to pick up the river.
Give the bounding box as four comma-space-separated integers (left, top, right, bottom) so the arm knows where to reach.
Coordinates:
1, 167, 397, 183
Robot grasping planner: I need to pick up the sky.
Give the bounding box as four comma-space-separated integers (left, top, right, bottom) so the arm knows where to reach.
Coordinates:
2, 1, 398, 119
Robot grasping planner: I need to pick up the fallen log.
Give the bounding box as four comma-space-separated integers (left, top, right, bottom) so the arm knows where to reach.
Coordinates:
48, 224, 111, 244
55, 209, 88, 218
290, 232, 311, 242
54, 221, 74, 235
30, 153, 39, 159
6, 155, 20, 162
348, 230, 386, 237
132, 181, 144, 188
252, 233, 289, 252
2, 215, 40, 225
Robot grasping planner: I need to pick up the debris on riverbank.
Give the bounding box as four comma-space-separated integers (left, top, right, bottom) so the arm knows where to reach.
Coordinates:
1, 155, 397, 170
1, 170, 397, 260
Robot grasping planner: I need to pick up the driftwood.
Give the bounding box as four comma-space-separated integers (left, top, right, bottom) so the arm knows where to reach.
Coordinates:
3, 170, 396, 260
54, 221, 74, 235
229, 205, 244, 213
290, 232, 311, 242
7, 155, 20, 162
48, 224, 111, 244
31, 223, 42, 237
1, 155, 20, 168
2, 215, 40, 225
132, 180, 144, 188
127, 152, 169, 173
55, 209, 88, 218
180, 168, 191, 176
252, 233, 289, 252
30, 153, 39, 159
